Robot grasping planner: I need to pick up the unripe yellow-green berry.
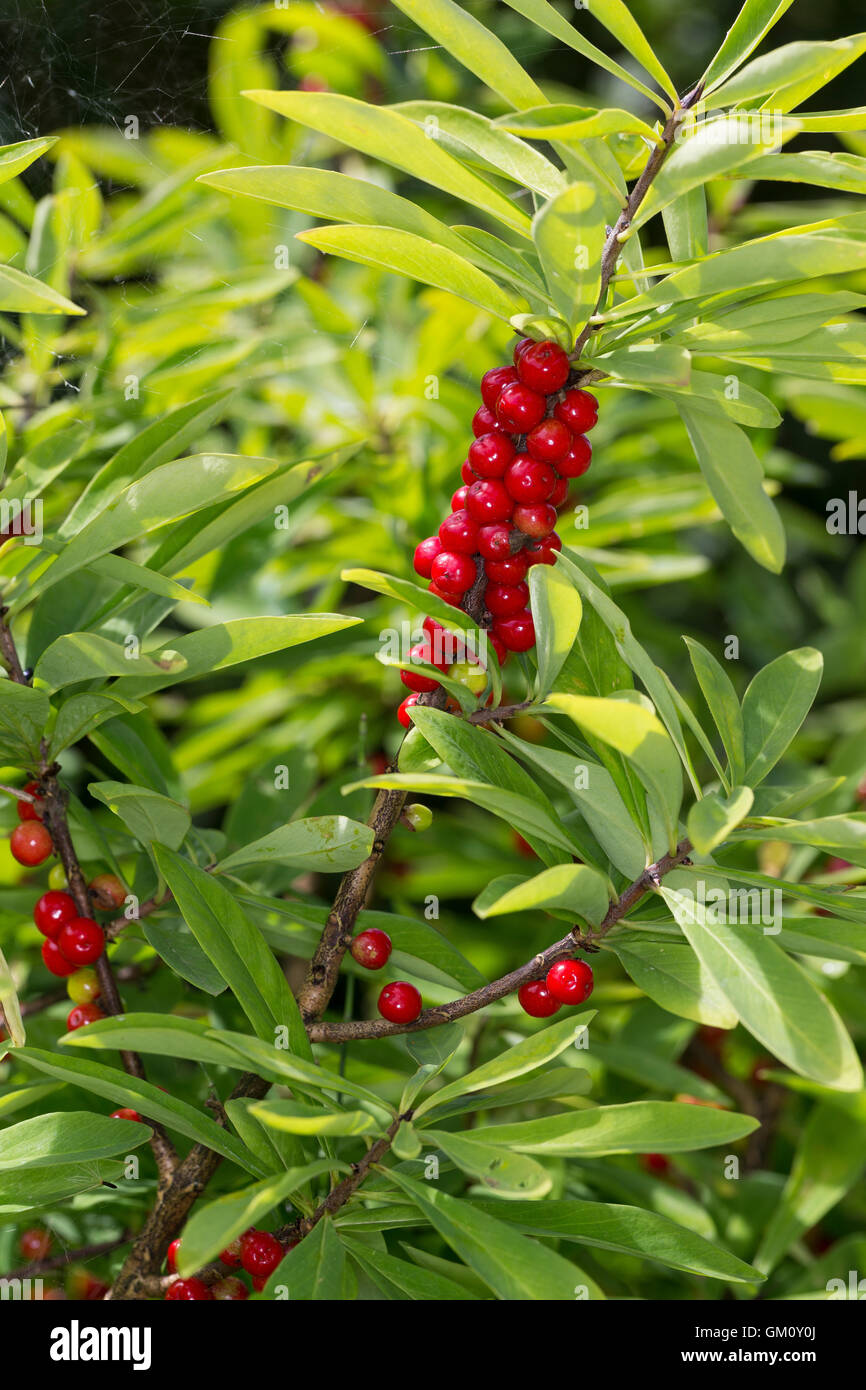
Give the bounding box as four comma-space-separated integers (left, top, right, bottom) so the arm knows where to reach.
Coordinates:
404, 804, 433, 832
48, 863, 68, 891
67, 968, 101, 1006
447, 660, 486, 695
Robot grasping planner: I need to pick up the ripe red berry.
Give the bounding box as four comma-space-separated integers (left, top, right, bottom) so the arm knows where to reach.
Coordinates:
451, 485, 468, 511
167, 1238, 182, 1273
525, 417, 571, 464
642, 1152, 671, 1175
486, 581, 529, 618
20, 1227, 52, 1260
471, 405, 501, 437
378, 980, 422, 1023
495, 382, 546, 433
165, 1278, 214, 1300
422, 616, 464, 666
477, 524, 513, 561
483, 552, 527, 584
10, 821, 53, 866
400, 640, 442, 693
546, 958, 594, 1005
557, 434, 592, 478
428, 582, 463, 608
517, 339, 570, 393
111, 1108, 143, 1123
468, 432, 515, 479
487, 632, 509, 667
33, 890, 78, 939
57, 917, 105, 967
465, 479, 513, 526
439, 509, 479, 555
548, 475, 569, 507
88, 873, 127, 910
41, 937, 77, 977
431, 550, 476, 596
513, 503, 557, 539
480, 365, 517, 409
513, 336, 534, 364
525, 533, 562, 567
350, 928, 392, 970
518, 979, 561, 1018
66, 1003, 105, 1031
505, 455, 556, 504
554, 388, 598, 434
397, 693, 420, 729
220, 1238, 243, 1269
212, 1277, 248, 1300
240, 1230, 284, 1279
493, 611, 536, 652
461, 459, 477, 484
17, 781, 43, 822
413, 535, 442, 579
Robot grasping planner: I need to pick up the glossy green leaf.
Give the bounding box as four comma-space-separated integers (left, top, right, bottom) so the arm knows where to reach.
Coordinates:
687, 786, 754, 854
472, 1099, 758, 1154
741, 647, 824, 784
88, 780, 190, 849
217, 816, 373, 875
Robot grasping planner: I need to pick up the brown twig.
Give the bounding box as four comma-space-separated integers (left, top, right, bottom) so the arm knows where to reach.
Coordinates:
5, 1234, 132, 1281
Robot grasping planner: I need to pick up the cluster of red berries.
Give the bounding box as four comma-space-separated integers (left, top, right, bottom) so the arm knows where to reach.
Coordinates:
518, 957, 594, 1018
164, 1228, 296, 1300
350, 927, 423, 1024
10, 781, 54, 867
404, 338, 597, 726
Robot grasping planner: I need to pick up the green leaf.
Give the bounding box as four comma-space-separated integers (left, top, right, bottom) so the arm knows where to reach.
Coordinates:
395, 102, 564, 199
250, 1101, 379, 1138
153, 846, 312, 1059
50, 693, 145, 757
611, 939, 738, 1027
529, 562, 582, 697
60, 1014, 240, 1067
741, 647, 823, 785
261, 1216, 345, 1300
683, 637, 745, 782
471, 1099, 759, 1154
0, 1110, 150, 1170
143, 916, 227, 996
424, 1129, 552, 1198
473, 863, 610, 924
702, 0, 796, 91
533, 182, 605, 334
0, 1159, 127, 1215
660, 881, 862, 1091
341, 567, 476, 632
0, 137, 56, 186
498, 104, 657, 143
588, 0, 677, 100
216, 816, 373, 876
0, 262, 83, 315
677, 404, 786, 573
687, 786, 754, 854
88, 780, 190, 850
341, 1237, 479, 1300
210, 1030, 388, 1110
388, 0, 544, 109
708, 34, 866, 107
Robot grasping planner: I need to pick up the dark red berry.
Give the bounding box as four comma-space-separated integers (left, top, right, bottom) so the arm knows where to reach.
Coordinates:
517, 339, 570, 393
57, 917, 105, 967
495, 382, 546, 433
546, 958, 594, 1005
504, 455, 556, 504
17, 781, 43, 822
477, 524, 513, 561
397, 694, 420, 729
240, 1230, 284, 1279
494, 612, 536, 652
167, 1238, 182, 1273
20, 1227, 52, 1260
480, 365, 517, 409
111, 1108, 143, 1122
413, 536, 442, 579
548, 475, 569, 507
451, 485, 468, 511
486, 581, 529, 618
431, 550, 476, 596
468, 432, 515, 479
465, 479, 513, 526
518, 980, 561, 1017
483, 553, 527, 584
33, 891, 77, 939
557, 434, 592, 478
165, 1278, 213, 1300
220, 1238, 243, 1269
88, 873, 126, 910
378, 981, 422, 1023
428, 582, 463, 608
461, 459, 477, 484
514, 502, 557, 539
67, 1003, 105, 1031
525, 417, 571, 464
41, 937, 77, 977
471, 405, 500, 437
487, 632, 509, 666
554, 388, 598, 434
350, 928, 392, 969
525, 533, 562, 567
422, 617, 464, 666
10, 821, 52, 866
439, 509, 479, 555
513, 337, 534, 364
642, 1153, 671, 1175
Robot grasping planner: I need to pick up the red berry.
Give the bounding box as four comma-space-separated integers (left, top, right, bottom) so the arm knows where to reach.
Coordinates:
461, 459, 477, 484
350, 928, 392, 970
554, 388, 598, 434
240, 1230, 284, 1279
413, 536, 442, 579
483, 552, 527, 584
514, 503, 557, 539
428, 582, 463, 608
41, 938, 77, 977
431, 550, 476, 596
468, 432, 515, 479
487, 632, 509, 667
439, 509, 479, 555
88, 872, 127, 910
513, 336, 534, 364
66, 1003, 104, 1031
451, 485, 468, 511
57, 917, 105, 966
17, 781, 43, 822
494, 611, 536, 652
400, 640, 442, 693
505, 455, 556, 504
495, 382, 546, 433
33, 890, 77, 939
518, 979, 561, 1018
167, 1238, 182, 1273
220, 1238, 243, 1269
165, 1278, 213, 1300
477, 524, 513, 561
378, 981, 422, 1023
471, 405, 500, 437
212, 1277, 248, 1300
516, 339, 570, 393
10, 821, 52, 866
20, 1227, 52, 1260
480, 365, 517, 409
548, 475, 569, 507
465, 479, 513, 526
486, 581, 529, 618
525, 417, 571, 464
557, 434, 592, 478
422, 617, 464, 666
642, 1153, 671, 1175
525, 533, 562, 567
546, 958, 594, 1005
397, 694, 420, 729
110, 1108, 143, 1122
